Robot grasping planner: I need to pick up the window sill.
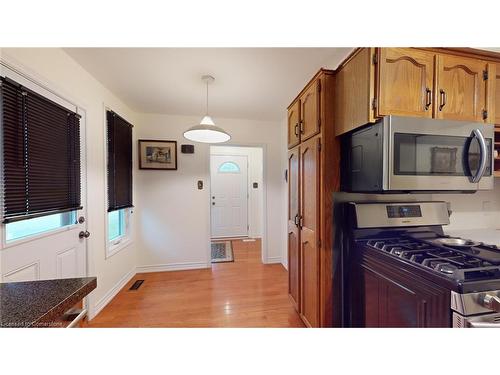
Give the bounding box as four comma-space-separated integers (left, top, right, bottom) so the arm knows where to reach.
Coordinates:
106, 237, 133, 259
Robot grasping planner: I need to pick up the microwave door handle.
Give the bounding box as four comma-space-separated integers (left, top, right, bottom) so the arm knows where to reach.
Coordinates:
470, 128, 487, 183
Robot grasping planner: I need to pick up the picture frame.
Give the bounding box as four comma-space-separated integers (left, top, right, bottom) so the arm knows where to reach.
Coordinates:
138, 139, 177, 170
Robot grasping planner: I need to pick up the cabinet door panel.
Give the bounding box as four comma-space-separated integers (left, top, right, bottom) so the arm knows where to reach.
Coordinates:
287, 148, 300, 310
299, 137, 320, 327
287, 101, 300, 149
300, 81, 320, 142
377, 48, 435, 118
436, 54, 487, 122
353, 260, 451, 327
494, 63, 500, 124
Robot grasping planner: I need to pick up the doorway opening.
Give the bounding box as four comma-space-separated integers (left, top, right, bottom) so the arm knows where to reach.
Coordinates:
209, 145, 264, 265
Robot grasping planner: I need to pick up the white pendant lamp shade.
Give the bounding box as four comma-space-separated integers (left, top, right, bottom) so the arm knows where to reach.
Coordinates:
183, 75, 231, 144
183, 123, 231, 143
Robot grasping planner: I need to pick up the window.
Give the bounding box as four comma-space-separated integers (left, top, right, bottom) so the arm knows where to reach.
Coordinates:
107, 110, 133, 211
6, 211, 76, 242
218, 161, 240, 173
108, 209, 126, 241
1, 77, 81, 225
106, 110, 133, 254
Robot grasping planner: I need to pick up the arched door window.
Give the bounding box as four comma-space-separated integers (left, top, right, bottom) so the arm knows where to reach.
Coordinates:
218, 161, 240, 173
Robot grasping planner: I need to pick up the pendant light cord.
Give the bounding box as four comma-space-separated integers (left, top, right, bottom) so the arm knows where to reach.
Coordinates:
206, 80, 209, 116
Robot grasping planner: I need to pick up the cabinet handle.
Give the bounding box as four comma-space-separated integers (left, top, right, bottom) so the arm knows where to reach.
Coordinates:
439, 89, 447, 111
294, 214, 300, 227
294, 122, 299, 137
299, 215, 304, 228
425, 88, 432, 110
299, 120, 304, 134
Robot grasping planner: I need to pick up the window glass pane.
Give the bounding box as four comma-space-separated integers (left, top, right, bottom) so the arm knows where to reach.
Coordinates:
218, 161, 240, 173
6, 212, 75, 242
108, 209, 125, 241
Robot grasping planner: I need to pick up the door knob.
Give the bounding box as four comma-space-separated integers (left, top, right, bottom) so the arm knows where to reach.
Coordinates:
79, 231, 91, 239
212, 202, 215, 205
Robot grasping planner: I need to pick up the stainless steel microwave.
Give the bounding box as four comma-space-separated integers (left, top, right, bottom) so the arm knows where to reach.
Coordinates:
341, 116, 494, 192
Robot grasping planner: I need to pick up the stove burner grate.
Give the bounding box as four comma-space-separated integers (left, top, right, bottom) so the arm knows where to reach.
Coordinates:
363, 236, 500, 280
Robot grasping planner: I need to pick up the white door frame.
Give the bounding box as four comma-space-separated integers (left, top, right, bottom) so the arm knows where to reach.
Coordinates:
0, 58, 91, 308
208, 144, 268, 264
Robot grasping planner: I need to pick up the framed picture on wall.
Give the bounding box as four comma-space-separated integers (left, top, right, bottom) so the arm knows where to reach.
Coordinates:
138, 139, 177, 170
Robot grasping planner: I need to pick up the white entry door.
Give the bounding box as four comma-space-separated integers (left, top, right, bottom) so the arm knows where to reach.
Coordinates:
0, 64, 88, 283
210, 155, 248, 238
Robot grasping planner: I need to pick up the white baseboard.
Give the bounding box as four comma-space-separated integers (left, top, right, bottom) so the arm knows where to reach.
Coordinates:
136, 261, 210, 274
89, 267, 135, 320
265, 256, 283, 264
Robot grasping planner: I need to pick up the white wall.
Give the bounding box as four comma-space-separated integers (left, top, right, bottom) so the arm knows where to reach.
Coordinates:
210, 146, 263, 238
435, 179, 500, 232
0, 48, 138, 319
135, 113, 286, 271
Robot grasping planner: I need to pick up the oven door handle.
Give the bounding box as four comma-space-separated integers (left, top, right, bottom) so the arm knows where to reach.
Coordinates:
470, 128, 487, 183
468, 321, 500, 328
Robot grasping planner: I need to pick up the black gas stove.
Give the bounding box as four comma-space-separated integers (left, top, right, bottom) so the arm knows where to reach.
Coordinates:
363, 234, 500, 286
341, 200, 500, 328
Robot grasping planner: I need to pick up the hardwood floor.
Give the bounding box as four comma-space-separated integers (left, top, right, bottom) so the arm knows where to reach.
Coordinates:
85, 239, 304, 327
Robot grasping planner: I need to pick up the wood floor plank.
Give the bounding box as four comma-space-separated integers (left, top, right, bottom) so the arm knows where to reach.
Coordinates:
85, 239, 304, 328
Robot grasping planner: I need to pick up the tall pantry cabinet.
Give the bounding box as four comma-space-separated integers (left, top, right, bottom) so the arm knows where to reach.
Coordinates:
287, 69, 339, 328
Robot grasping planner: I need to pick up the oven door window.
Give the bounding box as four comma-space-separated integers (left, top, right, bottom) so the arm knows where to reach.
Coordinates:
393, 133, 492, 177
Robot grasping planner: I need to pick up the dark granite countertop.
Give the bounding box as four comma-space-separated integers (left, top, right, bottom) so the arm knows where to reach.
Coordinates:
0, 277, 96, 328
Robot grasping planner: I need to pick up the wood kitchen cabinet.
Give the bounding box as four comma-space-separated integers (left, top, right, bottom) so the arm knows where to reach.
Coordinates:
299, 80, 321, 142
287, 77, 321, 149
287, 101, 300, 148
435, 54, 487, 122
351, 255, 451, 328
494, 63, 500, 124
299, 136, 321, 327
335, 47, 499, 136
287, 69, 340, 327
377, 48, 435, 118
287, 148, 300, 310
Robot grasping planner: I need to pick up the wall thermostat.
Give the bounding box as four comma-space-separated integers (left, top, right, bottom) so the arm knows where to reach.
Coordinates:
181, 144, 195, 154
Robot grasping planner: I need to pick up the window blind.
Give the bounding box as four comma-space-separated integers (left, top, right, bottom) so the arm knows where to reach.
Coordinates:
107, 110, 133, 212
1, 77, 82, 224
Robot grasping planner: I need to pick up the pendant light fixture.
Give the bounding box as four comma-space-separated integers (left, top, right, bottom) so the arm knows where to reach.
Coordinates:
183, 75, 230, 143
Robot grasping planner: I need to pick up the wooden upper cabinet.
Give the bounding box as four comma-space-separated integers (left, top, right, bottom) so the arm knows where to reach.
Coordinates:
287, 148, 300, 310
377, 48, 435, 118
493, 63, 500, 124
287, 101, 300, 149
335, 48, 500, 135
299, 79, 321, 142
435, 54, 487, 122
299, 136, 320, 328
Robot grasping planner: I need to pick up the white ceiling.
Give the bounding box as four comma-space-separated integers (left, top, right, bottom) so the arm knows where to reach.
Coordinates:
64, 48, 354, 121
